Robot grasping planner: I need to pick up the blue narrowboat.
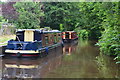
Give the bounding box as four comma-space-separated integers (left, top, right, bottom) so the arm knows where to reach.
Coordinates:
4, 29, 63, 57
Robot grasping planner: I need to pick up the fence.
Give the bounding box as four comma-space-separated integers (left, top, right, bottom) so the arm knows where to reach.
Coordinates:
0, 23, 16, 35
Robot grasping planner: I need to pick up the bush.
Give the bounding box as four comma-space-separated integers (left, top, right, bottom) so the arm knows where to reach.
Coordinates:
0, 16, 7, 29
97, 2, 120, 63
75, 27, 89, 40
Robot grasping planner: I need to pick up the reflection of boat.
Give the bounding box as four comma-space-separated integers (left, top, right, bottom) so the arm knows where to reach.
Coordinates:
5, 64, 38, 69
63, 41, 78, 55
2, 47, 62, 78
4, 29, 63, 57
2, 60, 39, 78
62, 31, 78, 43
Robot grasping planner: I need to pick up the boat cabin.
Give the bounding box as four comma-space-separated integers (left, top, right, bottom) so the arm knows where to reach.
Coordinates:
62, 31, 78, 42
15, 29, 42, 42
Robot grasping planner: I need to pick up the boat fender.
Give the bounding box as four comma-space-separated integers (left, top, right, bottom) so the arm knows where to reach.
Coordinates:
45, 47, 49, 54
17, 52, 21, 58
61, 41, 64, 47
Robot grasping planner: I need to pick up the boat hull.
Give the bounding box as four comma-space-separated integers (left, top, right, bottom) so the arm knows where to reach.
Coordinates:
63, 37, 78, 43
4, 42, 63, 58
4, 52, 48, 58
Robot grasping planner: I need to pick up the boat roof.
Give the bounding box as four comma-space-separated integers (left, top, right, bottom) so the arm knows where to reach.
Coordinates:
17, 29, 40, 32
17, 29, 61, 33
64, 31, 76, 32
43, 30, 61, 33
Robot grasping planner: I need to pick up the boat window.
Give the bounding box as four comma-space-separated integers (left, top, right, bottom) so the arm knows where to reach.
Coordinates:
65, 32, 69, 39
15, 31, 24, 41
50, 34, 53, 43
58, 33, 61, 36
45, 36, 49, 45
58, 33, 61, 41
54, 34, 57, 43
71, 33, 74, 39
34, 31, 41, 41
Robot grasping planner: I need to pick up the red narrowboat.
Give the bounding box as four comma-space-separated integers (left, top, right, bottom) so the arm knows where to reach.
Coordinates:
62, 31, 78, 42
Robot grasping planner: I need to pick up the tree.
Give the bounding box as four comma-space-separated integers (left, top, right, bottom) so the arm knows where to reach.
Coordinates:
75, 2, 104, 40
98, 2, 120, 63
42, 2, 80, 31
13, 2, 44, 29
0, 16, 7, 28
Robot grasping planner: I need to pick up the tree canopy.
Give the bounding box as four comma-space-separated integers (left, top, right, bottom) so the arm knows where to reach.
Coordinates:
13, 2, 44, 29
42, 2, 80, 31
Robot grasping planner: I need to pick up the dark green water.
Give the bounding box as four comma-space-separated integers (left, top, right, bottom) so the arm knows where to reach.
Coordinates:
1, 40, 120, 78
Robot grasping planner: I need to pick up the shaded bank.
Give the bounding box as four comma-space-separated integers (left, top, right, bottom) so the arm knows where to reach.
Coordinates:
96, 54, 120, 78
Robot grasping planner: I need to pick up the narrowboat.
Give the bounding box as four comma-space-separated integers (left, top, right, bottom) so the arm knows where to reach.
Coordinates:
4, 29, 63, 57
62, 31, 78, 43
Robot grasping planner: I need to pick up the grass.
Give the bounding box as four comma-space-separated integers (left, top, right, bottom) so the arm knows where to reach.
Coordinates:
0, 35, 16, 46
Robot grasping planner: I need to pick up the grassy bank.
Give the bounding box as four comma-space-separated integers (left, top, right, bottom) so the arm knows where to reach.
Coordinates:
0, 35, 15, 46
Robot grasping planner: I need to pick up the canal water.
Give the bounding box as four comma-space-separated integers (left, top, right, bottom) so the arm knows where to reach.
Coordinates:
0, 40, 120, 78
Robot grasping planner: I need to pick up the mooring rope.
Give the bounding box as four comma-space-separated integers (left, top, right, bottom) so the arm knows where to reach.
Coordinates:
16, 36, 23, 47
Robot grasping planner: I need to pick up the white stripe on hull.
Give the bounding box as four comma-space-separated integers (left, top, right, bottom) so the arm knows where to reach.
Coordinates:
5, 64, 38, 68
5, 50, 39, 54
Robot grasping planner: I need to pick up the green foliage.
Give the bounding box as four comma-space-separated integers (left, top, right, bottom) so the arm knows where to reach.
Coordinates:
73, 2, 120, 63
74, 27, 89, 40
13, 2, 44, 29
42, 2, 79, 30
79, 30, 89, 40
59, 24, 64, 31
76, 2, 103, 40
95, 53, 119, 78
0, 16, 7, 28
97, 2, 120, 62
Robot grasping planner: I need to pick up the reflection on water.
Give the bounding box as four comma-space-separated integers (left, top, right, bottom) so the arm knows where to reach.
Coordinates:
63, 41, 78, 55
1, 40, 120, 78
96, 53, 120, 78
45, 40, 120, 78
2, 47, 63, 78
